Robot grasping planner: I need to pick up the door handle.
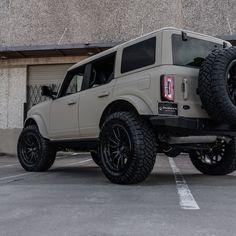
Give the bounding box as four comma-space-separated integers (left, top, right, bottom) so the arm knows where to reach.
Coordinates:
67, 100, 76, 105
98, 91, 110, 98
183, 78, 188, 100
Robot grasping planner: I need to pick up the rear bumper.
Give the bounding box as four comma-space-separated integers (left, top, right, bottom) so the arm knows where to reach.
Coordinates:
149, 116, 236, 136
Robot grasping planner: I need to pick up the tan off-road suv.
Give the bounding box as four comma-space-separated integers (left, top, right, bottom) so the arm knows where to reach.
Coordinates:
18, 27, 236, 184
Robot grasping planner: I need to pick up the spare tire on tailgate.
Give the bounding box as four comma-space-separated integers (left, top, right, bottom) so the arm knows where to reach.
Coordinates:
198, 47, 236, 126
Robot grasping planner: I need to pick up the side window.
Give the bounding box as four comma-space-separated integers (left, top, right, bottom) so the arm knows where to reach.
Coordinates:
64, 74, 83, 96
121, 37, 156, 73
88, 53, 116, 89
60, 66, 85, 97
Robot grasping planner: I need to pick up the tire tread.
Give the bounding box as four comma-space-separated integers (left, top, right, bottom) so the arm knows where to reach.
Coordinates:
99, 112, 157, 184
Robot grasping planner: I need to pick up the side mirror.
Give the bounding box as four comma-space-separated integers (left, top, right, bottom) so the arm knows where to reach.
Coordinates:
41, 86, 56, 99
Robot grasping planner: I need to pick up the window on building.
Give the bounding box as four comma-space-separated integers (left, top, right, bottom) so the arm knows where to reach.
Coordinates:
121, 37, 156, 73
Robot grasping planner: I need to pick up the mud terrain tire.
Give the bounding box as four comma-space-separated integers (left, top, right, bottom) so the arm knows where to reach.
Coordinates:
198, 47, 236, 125
99, 112, 157, 185
17, 125, 56, 171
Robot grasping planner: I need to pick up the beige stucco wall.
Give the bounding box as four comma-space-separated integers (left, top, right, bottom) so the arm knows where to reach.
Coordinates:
0, 66, 26, 155
0, 66, 27, 129
0, 128, 21, 155
0, 0, 234, 48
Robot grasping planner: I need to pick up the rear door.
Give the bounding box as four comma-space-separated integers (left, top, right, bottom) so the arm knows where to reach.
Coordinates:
78, 53, 116, 138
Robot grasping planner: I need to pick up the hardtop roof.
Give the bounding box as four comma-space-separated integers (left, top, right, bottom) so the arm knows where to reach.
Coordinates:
68, 27, 228, 71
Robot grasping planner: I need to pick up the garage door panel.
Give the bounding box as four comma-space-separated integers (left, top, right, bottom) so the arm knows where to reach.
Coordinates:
28, 64, 73, 85
27, 64, 73, 110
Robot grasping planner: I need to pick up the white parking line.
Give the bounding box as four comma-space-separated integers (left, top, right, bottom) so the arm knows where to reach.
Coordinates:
72, 152, 90, 156
63, 159, 92, 166
168, 157, 200, 210
0, 163, 19, 168
0, 172, 32, 181
0, 159, 92, 182
56, 152, 90, 159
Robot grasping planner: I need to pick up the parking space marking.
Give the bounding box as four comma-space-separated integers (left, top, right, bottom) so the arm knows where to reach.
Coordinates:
0, 163, 19, 168
56, 152, 90, 159
72, 152, 90, 156
168, 157, 200, 210
0, 158, 92, 182
0, 172, 32, 181
63, 159, 92, 166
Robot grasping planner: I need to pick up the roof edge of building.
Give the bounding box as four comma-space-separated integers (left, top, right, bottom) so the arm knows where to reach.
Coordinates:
0, 42, 122, 53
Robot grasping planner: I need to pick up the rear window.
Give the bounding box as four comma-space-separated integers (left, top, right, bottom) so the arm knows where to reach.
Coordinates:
172, 34, 223, 68
121, 37, 156, 73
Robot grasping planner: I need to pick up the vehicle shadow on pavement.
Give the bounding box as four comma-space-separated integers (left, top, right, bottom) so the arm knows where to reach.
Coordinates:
44, 165, 236, 187
49, 166, 102, 176
47, 165, 176, 186
179, 173, 236, 187
48, 169, 176, 186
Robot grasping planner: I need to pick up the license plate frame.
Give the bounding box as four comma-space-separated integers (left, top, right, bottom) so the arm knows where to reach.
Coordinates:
158, 102, 178, 116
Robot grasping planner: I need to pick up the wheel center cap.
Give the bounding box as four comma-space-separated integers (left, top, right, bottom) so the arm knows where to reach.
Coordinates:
120, 146, 125, 152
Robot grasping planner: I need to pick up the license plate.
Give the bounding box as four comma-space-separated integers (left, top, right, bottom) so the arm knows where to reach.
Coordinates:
158, 102, 178, 115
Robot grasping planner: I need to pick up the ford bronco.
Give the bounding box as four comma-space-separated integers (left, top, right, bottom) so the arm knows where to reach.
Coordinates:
18, 27, 236, 184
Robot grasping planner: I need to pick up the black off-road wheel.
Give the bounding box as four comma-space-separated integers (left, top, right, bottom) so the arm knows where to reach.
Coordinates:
99, 112, 157, 185
90, 151, 100, 166
198, 47, 236, 125
17, 125, 56, 172
189, 138, 236, 175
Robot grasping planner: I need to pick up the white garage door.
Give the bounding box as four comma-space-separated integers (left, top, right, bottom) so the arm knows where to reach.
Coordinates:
28, 64, 73, 85
27, 64, 73, 109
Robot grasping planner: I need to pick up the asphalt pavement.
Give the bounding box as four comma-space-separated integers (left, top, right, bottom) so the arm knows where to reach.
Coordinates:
0, 153, 236, 236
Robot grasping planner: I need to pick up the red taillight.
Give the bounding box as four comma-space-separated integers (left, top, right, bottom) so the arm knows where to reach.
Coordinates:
161, 75, 175, 102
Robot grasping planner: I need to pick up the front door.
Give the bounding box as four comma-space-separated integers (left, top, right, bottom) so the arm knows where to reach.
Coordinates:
49, 67, 85, 139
